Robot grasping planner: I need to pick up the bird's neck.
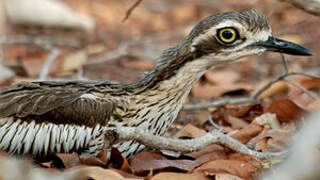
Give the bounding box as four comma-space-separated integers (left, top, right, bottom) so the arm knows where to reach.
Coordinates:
132, 42, 214, 94
122, 43, 216, 132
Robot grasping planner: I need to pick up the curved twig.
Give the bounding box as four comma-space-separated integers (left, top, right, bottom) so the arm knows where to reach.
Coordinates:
109, 126, 287, 159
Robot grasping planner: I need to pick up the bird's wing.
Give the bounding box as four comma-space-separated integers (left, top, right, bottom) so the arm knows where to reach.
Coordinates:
0, 81, 117, 126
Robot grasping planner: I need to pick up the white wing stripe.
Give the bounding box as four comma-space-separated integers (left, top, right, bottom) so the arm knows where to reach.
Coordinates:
0, 118, 105, 157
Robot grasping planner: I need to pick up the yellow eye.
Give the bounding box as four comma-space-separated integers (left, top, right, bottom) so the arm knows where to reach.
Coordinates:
218, 28, 238, 44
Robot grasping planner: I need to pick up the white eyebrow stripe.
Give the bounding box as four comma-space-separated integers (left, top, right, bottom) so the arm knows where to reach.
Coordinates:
80, 93, 99, 99
190, 20, 244, 52
190, 19, 271, 53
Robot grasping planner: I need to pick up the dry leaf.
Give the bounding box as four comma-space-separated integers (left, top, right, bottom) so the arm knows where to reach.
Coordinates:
120, 59, 154, 70
204, 70, 240, 85
22, 51, 63, 77
265, 99, 306, 122
192, 82, 251, 98
290, 93, 316, 110
227, 104, 264, 122
185, 144, 225, 159
191, 111, 211, 126
109, 148, 131, 173
79, 154, 106, 167
191, 149, 227, 169
56, 153, 80, 168
73, 166, 140, 180
259, 81, 288, 99
151, 172, 211, 180
230, 122, 263, 144
254, 138, 268, 152
194, 159, 257, 179
215, 173, 244, 180
86, 44, 106, 55
249, 123, 295, 153
174, 123, 206, 138
224, 114, 249, 130
130, 151, 197, 173
3, 45, 26, 60
299, 78, 320, 90
266, 129, 293, 152
307, 99, 320, 110
254, 113, 280, 129
63, 50, 87, 72
228, 153, 261, 163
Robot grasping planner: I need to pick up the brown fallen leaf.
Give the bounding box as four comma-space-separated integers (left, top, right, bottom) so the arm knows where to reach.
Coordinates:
259, 81, 288, 99
71, 166, 140, 180
22, 50, 64, 77
190, 149, 228, 170
86, 44, 106, 55
56, 153, 81, 168
248, 123, 295, 153
174, 123, 206, 138
191, 111, 211, 126
192, 82, 251, 98
215, 173, 244, 180
307, 99, 320, 110
120, 58, 154, 70
109, 148, 131, 173
62, 50, 87, 72
151, 172, 211, 180
204, 70, 240, 85
254, 113, 280, 129
290, 92, 316, 111
4, 45, 26, 60
185, 144, 225, 159
79, 151, 107, 167
266, 126, 294, 152
265, 99, 306, 122
229, 122, 263, 144
130, 151, 197, 173
299, 77, 320, 90
228, 153, 261, 162
226, 104, 264, 122
130, 151, 166, 174
223, 114, 249, 130
194, 159, 257, 179
254, 138, 268, 152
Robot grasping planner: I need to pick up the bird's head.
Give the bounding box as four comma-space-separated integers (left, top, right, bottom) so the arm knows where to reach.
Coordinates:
186, 9, 312, 65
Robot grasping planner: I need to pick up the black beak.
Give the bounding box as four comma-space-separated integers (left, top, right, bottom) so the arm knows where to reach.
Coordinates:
252, 36, 313, 56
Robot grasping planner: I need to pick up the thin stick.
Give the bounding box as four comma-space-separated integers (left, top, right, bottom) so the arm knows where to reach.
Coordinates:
0, 35, 79, 47
38, 47, 60, 80
281, 54, 289, 74
208, 115, 224, 132
85, 42, 128, 65
109, 126, 287, 159
122, 0, 143, 22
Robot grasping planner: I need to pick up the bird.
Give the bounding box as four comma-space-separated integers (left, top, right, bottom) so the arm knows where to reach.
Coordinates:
0, 9, 312, 166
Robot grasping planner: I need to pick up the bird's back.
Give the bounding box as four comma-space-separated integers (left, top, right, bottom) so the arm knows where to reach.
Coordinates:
0, 80, 126, 157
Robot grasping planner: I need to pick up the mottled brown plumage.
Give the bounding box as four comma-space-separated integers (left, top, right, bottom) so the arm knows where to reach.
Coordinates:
0, 9, 312, 162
